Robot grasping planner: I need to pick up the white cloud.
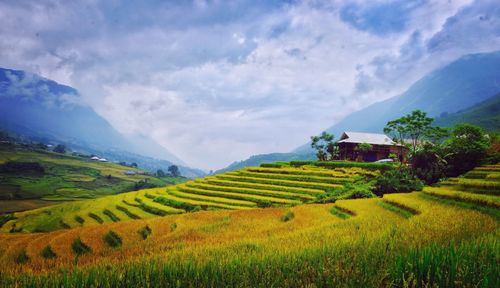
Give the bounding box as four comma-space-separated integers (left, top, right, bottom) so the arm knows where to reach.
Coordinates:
0, 0, 499, 170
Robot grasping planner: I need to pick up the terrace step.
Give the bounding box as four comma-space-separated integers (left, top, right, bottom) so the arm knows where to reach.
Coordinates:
217, 174, 342, 191
187, 181, 316, 201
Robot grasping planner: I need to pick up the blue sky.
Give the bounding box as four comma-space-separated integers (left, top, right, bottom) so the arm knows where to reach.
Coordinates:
0, 0, 499, 170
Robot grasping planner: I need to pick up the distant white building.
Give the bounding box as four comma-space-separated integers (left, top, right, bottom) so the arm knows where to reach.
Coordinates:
90, 156, 100, 161
98, 158, 108, 162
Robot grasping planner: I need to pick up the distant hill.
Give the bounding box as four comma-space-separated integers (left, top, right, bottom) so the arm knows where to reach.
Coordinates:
0, 144, 186, 214
434, 93, 500, 131
0, 67, 204, 177
295, 50, 500, 153
214, 152, 316, 174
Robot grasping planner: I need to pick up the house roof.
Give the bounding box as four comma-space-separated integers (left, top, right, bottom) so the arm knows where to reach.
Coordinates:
337, 131, 398, 146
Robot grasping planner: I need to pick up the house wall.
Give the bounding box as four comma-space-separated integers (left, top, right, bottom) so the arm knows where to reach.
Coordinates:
338, 143, 405, 162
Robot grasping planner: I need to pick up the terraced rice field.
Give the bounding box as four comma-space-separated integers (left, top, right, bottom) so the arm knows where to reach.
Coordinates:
422, 164, 500, 213
0, 163, 498, 287
0, 164, 381, 233
0, 189, 498, 286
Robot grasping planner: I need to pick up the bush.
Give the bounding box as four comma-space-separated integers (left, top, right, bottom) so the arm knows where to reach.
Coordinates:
170, 222, 177, 232
74, 215, 85, 224
88, 213, 104, 224
154, 196, 200, 212
16, 249, 29, 264
411, 143, 446, 185
103, 230, 122, 248
138, 225, 152, 240
0, 214, 15, 228
72, 237, 91, 255
373, 168, 423, 196
443, 124, 490, 177
40, 245, 57, 259
260, 163, 283, 168
280, 211, 295, 222
103, 209, 120, 222
256, 200, 273, 208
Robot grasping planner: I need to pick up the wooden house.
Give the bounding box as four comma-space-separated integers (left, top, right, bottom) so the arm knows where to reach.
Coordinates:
337, 131, 405, 162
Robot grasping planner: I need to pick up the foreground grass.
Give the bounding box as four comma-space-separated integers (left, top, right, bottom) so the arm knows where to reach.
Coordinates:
0, 192, 498, 287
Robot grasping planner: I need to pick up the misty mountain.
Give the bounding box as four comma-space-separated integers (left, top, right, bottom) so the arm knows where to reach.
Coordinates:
0, 67, 204, 177
217, 51, 500, 172
295, 50, 500, 153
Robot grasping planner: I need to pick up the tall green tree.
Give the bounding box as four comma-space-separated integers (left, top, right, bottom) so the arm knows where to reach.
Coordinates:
384, 110, 447, 156
311, 132, 337, 161
443, 124, 490, 176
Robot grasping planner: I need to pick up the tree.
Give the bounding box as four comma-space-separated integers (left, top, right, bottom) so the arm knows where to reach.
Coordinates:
411, 142, 447, 185
168, 165, 181, 177
156, 169, 166, 177
384, 110, 448, 157
53, 144, 66, 154
311, 132, 337, 161
130, 163, 138, 168
443, 124, 490, 176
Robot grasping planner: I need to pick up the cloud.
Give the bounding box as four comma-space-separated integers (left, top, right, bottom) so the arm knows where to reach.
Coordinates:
0, 0, 498, 170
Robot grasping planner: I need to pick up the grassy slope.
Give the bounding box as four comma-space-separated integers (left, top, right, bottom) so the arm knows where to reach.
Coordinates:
434, 92, 500, 132
0, 163, 498, 286
0, 192, 497, 287
0, 162, 384, 233
0, 146, 186, 213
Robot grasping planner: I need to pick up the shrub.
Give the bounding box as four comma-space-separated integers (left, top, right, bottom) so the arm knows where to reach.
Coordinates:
116, 205, 141, 219
40, 245, 57, 259
88, 213, 104, 224
72, 237, 91, 255
138, 225, 152, 240
373, 168, 423, 196
170, 222, 177, 232
260, 163, 282, 168
443, 124, 490, 177
104, 230, 122, 248
280, 211, 295, 222
138, 203, 168, 216
103, 209, 120, 222
0, 214, 15, 228
74, 215, 85, 224
411, 143, 446, 185
16, 249, 29, 264
256, 200, 273, 208
154, 196, 200, 212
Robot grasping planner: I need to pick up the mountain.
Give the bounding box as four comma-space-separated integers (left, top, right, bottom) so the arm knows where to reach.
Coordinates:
434, 92, 500, 132
0, 68, 204, 177
295, 50, 500, 153
216, 51, 500, 172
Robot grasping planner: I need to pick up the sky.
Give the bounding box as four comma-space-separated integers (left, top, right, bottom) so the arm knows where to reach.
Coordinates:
0, 0, 499, 170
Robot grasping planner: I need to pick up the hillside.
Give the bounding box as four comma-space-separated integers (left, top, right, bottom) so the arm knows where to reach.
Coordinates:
0, 161, 391, 233
214, 152, 316, 174
0, 68, 205, 177
0, 144, 186, 214
434, 92, 500, 131
0, 163, 498, 286
295, 51, 500, 153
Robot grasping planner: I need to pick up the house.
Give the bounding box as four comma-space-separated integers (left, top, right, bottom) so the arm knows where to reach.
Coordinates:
337, 131, 405, 162
90, 156, 100, 161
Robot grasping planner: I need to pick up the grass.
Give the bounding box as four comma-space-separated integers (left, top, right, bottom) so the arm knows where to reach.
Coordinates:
0, 192, 497, 287
329, 206, 352, 219
378, 201, 415, 219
